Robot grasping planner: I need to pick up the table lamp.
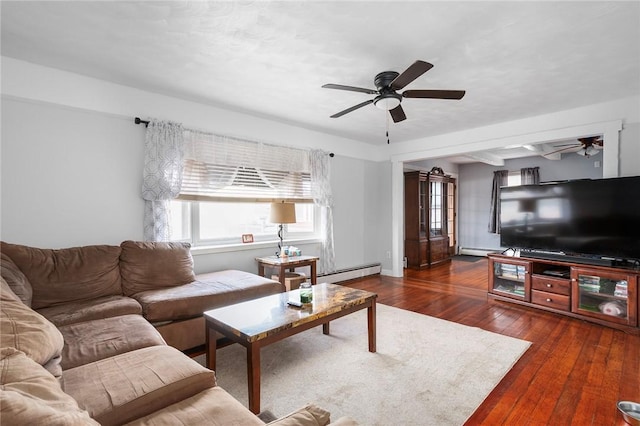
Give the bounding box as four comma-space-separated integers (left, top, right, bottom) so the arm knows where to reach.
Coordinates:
269, 201, 296, 258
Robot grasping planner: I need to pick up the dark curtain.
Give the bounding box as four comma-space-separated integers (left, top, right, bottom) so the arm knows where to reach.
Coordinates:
521, 167, 540, 185
488, 170, 509, 234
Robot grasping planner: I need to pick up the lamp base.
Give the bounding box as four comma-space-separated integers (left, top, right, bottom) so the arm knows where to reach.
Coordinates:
276, 224, 284, 258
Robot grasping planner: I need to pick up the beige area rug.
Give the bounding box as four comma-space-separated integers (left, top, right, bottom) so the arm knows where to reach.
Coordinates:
196, 304, 530, 425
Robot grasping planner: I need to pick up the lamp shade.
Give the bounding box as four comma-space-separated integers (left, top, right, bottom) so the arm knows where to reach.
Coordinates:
270, 202, 296, 224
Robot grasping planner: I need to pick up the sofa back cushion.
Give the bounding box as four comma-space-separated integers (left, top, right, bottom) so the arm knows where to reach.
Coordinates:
0, 347, 100, 426
120, 241, 195, 296
1, 242, 122, 309
1, 279, 65, 377
1, 251, 33, 306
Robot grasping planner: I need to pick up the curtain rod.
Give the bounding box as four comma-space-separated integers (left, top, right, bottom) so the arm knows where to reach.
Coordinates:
134, 117, 149, 127
134, 116, 334, 157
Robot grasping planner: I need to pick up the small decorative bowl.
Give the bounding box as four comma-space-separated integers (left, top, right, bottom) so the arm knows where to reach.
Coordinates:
618, 401, 640, 425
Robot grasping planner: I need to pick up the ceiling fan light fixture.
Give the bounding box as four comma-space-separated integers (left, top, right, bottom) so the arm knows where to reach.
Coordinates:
576, 145, 600, 157
374, 93, 401, 111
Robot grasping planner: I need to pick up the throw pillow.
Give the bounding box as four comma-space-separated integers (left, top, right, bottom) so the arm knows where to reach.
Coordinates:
1, 251, 33, 306
0, 285, 65, 377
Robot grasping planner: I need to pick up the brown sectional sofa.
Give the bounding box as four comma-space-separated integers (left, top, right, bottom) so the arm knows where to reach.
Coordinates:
1, 240, 284, 350
0, 240, 358, 425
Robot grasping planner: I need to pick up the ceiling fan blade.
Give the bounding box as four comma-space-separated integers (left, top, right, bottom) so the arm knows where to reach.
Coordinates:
402, 89, 466, 100
553, 143, 580, 148
329, 99, 374, 118
390, 60, 433, 90
389, 105, 407, 123
322, 84, 378, 95
546, 146, 577, 156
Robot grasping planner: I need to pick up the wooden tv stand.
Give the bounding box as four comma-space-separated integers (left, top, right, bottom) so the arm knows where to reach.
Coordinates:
487, 253, 639, 334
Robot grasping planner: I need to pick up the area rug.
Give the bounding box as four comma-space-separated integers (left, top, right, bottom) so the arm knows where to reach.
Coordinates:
196, 304, 530, 425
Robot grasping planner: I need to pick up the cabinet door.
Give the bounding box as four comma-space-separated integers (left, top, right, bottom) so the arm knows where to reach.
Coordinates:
571, 268, 638, 326
489, 258, 531, 302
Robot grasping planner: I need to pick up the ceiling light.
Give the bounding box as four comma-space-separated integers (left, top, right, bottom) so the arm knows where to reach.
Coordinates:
374, 93, 401, 111
576, 146, 600, 157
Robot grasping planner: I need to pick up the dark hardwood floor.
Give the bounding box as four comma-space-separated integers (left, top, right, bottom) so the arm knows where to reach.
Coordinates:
340, 258, 639, 425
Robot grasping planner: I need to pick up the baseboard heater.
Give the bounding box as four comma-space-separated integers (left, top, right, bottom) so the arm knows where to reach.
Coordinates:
318, 263, 381, 284
458, 247, 495, 257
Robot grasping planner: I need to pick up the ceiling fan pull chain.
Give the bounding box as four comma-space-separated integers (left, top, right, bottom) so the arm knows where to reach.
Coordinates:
386, 112, 390, 144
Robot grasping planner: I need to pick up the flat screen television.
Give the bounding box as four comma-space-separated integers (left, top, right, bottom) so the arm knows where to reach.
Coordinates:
499, 175, 640, 262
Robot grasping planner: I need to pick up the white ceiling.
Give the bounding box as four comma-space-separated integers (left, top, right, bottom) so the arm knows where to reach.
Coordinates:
1, 1, 639, 162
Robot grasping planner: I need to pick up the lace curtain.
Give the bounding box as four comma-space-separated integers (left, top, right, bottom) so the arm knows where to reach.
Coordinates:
310, 149, 336, 274
142, 120, 184, 241
488, 170, 509, 234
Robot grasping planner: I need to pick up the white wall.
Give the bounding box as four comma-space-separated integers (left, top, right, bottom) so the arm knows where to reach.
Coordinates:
1, 58, 390, 275
620, 122, 640, 177
1, 98, 146, 246
2, 58, 637, 277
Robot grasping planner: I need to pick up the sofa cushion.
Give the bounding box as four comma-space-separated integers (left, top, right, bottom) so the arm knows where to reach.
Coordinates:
0, 347, 100, 426
58, 314, 166, 370
37, 294, 143, 327
123, 386, 264, 426
120, 240, 195, 296
1, 252, 33, 306
133, 270, 284, 322
266, 404, 332, 426
63, 345, 216, 426
1, 284, 64, 377
1, 242, 122, 309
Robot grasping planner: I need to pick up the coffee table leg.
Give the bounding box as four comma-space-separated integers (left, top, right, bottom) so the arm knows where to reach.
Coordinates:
247, 344, 261, 414
367, 302, 377, 353
323, 321, 330, 335
206, 325, 217, 370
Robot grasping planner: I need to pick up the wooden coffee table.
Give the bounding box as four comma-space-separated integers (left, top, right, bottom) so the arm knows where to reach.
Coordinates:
204, 283, 377, 414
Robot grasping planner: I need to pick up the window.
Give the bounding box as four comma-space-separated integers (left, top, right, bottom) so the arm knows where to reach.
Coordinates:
507, 171, 522, 187
169, 200, 316, 246
167, 130, 319, 247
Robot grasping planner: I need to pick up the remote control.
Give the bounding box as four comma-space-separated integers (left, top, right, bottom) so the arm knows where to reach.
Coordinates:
287, 300, 303, 308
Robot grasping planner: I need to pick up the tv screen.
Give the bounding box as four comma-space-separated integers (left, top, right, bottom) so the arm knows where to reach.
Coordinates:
499, 176, 640, 261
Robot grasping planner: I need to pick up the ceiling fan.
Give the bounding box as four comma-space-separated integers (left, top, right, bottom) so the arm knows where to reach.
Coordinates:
547, 136, 604, 158
322, 60, 466, 123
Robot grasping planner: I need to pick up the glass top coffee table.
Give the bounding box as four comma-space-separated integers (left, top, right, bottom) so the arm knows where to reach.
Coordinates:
204, 283, 377, 414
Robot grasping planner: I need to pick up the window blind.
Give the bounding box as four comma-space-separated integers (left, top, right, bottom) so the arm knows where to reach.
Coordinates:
179, 130, 312, 202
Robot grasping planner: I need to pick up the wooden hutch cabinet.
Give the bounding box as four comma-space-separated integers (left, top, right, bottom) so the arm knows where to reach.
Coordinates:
404, 168, 456, 269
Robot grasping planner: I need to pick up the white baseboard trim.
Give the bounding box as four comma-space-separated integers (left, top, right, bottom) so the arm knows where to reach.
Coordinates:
458, 247, 496, 257
318, 263, 381, 284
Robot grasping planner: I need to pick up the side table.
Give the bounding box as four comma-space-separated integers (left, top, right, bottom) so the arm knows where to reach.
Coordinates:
255, 255, 319, 288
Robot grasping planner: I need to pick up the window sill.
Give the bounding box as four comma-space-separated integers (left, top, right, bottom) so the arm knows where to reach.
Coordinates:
190, 238, 322, 256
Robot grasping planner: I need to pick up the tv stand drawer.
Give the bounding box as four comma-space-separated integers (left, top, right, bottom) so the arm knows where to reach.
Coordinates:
532, 290, 570, 311
532, 275, 571, 296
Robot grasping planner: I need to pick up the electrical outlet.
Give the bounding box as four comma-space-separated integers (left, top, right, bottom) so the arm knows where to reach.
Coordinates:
386, 251, 391, 259
594, 160, 601, 168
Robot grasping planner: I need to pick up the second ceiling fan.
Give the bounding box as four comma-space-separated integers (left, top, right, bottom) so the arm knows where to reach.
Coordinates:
322, 60, 466, 123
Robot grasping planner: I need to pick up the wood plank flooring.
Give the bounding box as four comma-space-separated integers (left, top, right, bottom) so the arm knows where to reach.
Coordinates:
340, 257, 640, 425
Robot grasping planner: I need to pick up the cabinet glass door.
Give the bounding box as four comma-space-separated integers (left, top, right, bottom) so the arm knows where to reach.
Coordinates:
572, 269, 638, 326
419, 180, 427, 237
491, 260, 530, 301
